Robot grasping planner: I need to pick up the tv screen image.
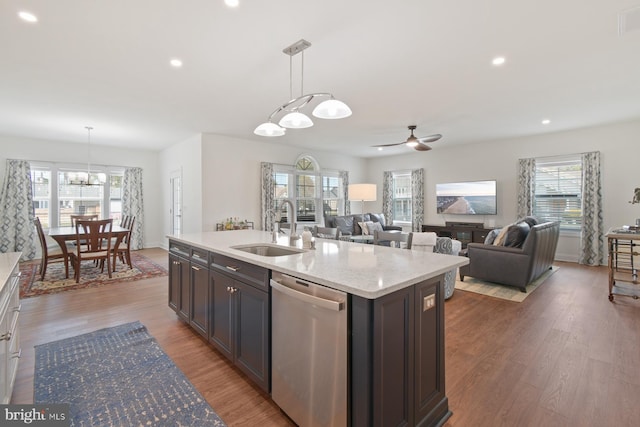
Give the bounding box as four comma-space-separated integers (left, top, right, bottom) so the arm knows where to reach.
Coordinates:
436, 180, 497, 215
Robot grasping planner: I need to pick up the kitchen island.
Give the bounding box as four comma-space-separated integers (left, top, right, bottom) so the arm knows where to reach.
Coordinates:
167, 230, 468, 427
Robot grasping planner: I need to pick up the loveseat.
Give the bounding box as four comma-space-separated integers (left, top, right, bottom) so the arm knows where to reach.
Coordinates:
324, 213, 402, 236
459, 219, 560, 292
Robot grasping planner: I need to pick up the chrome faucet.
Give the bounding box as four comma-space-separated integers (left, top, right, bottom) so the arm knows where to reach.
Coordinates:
281, 198, 299, 246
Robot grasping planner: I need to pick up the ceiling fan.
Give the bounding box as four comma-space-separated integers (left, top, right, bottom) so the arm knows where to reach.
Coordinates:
373, 125, 442, 151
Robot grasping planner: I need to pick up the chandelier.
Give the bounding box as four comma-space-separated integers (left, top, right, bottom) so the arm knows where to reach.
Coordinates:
254, 39, 352, 137
68, 126, 105, 186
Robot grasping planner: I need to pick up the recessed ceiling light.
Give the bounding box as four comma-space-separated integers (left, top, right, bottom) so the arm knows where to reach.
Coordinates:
492, 56, 506, 66
18, 11, 38, 23
225, 0, 240, 7
377, 147, 383, 151
170, 58, 183, 68
542, 119, 551, 125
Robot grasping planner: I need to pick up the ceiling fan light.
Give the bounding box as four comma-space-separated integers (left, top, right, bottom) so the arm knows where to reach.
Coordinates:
406, 136, 419, 148
312, 99, 352, 119
254, 122, 286, 137
279, 112, 313, 129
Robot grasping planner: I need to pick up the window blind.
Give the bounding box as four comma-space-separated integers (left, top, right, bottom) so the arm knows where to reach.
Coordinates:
533, 157, 582, 229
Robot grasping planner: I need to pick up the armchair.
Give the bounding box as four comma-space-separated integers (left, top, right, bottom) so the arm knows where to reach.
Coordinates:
459, 221, 560, 292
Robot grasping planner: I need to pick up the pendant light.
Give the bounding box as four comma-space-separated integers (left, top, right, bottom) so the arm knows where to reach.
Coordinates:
254, 39, 352, 137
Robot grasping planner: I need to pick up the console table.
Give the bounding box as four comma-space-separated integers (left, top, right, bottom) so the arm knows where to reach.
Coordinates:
422, 223, 497, 248
606, 227, 640, 301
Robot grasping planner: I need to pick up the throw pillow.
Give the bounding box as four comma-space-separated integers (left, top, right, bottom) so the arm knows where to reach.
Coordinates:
368, 222, 384, 234
504, 221, 530, 248
358, 221, 369, 235
484, 228, 501, 245
493, 225, 511, 246
335, 216, 354, 236
369, 213, 387, 227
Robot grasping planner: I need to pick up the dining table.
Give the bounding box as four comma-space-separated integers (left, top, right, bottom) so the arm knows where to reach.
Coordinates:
48, 225, 130, 272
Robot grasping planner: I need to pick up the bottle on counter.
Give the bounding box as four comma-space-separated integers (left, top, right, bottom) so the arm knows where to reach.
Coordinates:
301, 227, 312, 249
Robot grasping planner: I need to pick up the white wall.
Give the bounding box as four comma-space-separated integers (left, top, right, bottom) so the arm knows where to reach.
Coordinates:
158, 134, 203, 242
365, 119, 640, 262
200, 134, 368, 233
0, 134, 163, 248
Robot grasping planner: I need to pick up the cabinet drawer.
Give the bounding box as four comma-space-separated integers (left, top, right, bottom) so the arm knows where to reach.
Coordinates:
190, 247, 209, 267
211, 254, 269, 290
169, 241, 190, 259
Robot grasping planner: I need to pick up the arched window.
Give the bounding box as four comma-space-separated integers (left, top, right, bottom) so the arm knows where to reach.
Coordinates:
272, 155, 344, 225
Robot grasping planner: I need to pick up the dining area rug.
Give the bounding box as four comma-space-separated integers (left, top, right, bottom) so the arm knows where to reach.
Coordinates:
34, 321, 226, 426
19, 253, 167, 298
454, 266, 559, 302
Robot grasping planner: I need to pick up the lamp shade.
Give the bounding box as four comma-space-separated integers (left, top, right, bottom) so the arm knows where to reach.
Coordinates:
254, 122, 286, 137
348, 183, 377, 201
279, 111, 313, 129
312, 99, 352, 119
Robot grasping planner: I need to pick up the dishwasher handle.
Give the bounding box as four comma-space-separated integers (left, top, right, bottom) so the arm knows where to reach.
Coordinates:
271, 280, 344, 312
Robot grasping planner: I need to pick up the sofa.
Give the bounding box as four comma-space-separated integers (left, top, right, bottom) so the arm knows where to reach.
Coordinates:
459, 219, 560, 292
324, 213, 402, 236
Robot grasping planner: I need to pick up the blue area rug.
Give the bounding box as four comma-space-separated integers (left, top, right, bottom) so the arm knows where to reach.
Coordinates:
34, 321, 226, 426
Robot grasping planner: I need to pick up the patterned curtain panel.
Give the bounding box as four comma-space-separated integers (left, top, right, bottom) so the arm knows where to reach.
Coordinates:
580, 151, 604, 266
339, 170, 350, 215
0, 159, 36, 260
382, 171, 393, 224
411, 168, 424, 232
517, 158, 536, 218
261, 162, 275, 231
122, 167, 144, 250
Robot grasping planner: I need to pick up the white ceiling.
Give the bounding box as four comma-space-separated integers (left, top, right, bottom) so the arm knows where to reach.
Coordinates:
1, 0, 639, 158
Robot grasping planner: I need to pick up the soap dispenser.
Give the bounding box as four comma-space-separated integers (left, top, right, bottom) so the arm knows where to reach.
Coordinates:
302, 227, 312, 249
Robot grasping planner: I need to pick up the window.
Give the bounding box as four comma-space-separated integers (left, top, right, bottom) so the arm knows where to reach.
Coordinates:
273, 156, 344, 224
533, 156, 582, 230
31, 162, 124, 227
392, 172, 412, 222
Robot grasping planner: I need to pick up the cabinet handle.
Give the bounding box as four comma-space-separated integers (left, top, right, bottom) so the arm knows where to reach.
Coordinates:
226, 266, 240, 272
13, 304, 22, 313
0, 332, 11, 341
192, 266, 201, 271
226, 286, 232, 292
231, 287, 238, 294
12, 348, 22, 359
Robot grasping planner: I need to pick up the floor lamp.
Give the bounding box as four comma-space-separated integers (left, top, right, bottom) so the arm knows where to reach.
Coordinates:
348, 184, 377, 224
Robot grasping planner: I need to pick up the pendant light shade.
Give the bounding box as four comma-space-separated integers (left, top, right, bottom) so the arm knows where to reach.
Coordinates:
312, 99, 352, 119
255, 39, 352, 137
279, 111, 313, 129
254, 122, 286, 137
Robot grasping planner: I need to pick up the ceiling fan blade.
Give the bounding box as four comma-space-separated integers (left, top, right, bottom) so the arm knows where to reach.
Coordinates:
414, 143, 432, 151
418, 134, 442, 143
372, 142, 406, 147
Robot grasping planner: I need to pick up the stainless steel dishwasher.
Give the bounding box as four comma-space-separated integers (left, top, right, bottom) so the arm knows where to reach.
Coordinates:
271, 271, 347, 427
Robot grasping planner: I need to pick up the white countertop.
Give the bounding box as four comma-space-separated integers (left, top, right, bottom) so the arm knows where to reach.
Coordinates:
0, 252, 21, 295
167, 230, 469, 299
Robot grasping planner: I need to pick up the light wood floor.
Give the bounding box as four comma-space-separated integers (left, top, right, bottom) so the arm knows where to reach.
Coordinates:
12, 248, 640, 426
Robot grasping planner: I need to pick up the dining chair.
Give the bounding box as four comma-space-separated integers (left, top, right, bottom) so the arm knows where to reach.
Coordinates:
408, 232, 459, 300
112, 216, 135, 271
70, 214, 99, 226
312, 226, 340, 240
373, 230, 409, 248
34, 217, 70, 280
69, 219, 113, 283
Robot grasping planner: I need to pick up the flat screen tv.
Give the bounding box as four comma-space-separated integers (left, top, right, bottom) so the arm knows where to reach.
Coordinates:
436, 180, 497, 215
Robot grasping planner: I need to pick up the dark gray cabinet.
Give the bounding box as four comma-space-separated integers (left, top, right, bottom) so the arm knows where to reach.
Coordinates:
189, 247, 209, 338
168, 242, 190, 322
351, 275, 449, 427
209, 255, 271, 393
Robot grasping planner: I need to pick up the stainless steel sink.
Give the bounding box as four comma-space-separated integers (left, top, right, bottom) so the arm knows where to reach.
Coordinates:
231, 244, 305, 257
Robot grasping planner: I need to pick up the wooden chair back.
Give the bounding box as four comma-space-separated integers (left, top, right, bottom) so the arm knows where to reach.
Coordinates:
373, 230, 409, 248
74, 219, 113, 255
313, 226, 340, 240
35, 217, 69, 280
70, 214, 99, 226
